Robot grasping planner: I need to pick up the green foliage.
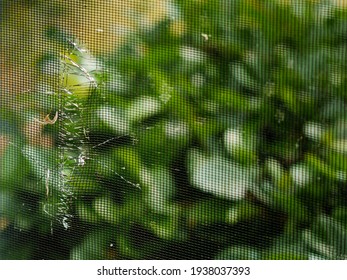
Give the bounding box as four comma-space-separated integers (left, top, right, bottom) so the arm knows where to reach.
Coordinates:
1, 0, 347, 259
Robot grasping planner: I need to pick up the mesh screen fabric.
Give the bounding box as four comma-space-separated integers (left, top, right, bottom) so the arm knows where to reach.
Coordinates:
0, 0, 347, 260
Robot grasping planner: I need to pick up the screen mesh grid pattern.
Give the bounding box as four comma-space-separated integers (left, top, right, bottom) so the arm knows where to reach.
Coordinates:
0, 0, 347, 260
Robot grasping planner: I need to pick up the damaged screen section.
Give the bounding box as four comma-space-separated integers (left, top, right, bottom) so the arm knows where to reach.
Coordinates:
54, 39, 141, 230
0, 37, 140, 236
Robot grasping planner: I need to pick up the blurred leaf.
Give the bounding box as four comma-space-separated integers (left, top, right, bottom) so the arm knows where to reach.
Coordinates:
188, 149, 258, 200
215, 245, 260, 260
305, 153, 345, 182
93, 196, 122, 224
254, 187, 309, 224
332, 207, 347, 225
226, 201, 263, 224
310, 215, 347, 257
141, 166, 175, 214
0, 144, 28, 187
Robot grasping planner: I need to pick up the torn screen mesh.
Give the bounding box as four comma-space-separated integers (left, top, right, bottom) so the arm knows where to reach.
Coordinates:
1, 0, 347, 260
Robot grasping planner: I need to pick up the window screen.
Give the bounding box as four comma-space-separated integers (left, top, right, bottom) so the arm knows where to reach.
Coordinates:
0, 0, 347, 260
